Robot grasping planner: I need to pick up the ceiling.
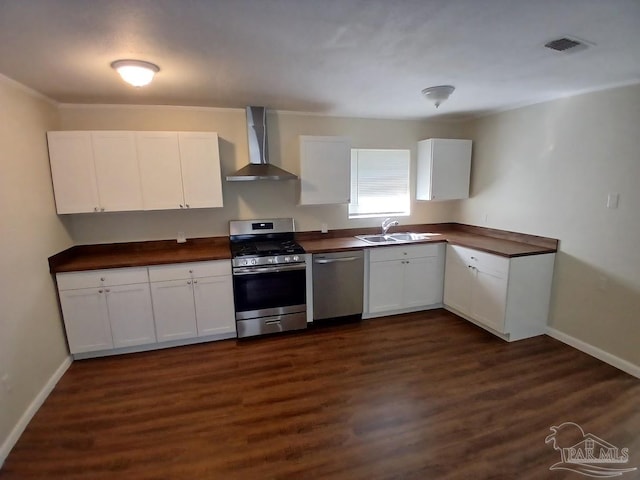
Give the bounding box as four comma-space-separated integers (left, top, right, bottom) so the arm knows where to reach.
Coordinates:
0, 0, 639, 120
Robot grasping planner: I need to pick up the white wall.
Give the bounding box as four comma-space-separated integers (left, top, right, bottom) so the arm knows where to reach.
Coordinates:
57, 105, 464, 244
0, 76, 72, 461
455, 83, 640, 367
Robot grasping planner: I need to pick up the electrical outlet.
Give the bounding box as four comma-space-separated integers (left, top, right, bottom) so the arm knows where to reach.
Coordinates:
598, 276, 609, 291
321, 223, 328, 234
607, 193, 619, 209
177, 231, 187, 243
1, 373, 12, 392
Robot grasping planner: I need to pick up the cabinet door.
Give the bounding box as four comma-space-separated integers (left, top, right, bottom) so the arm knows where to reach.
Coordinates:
416, 139, 472, 201
106, 283, 156, 348
91, 131, 143, 212
137, 132, 185, 210
403, 256, 444, 308
368, 260, 404, 313
178, 132, 223, 208
193, 276, 236, 336
59, 288, 113, 354
299, 136, 351, 205
150, 280, 197, 341
47, 132, 100, 213
443, 247, 473, 316
471, 269, 508, 332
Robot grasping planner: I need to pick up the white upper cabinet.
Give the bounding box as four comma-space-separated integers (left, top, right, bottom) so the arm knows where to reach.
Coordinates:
299, 135, 351, 205
416, 138, 472, 201
136, 132, 185, 210
47, 130, 223, 214
47, 132, 100, 213
92, 131, 143, 212
178, 132, 223, 208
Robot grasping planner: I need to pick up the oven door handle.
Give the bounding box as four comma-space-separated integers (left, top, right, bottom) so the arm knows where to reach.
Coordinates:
233, 263, 306, 275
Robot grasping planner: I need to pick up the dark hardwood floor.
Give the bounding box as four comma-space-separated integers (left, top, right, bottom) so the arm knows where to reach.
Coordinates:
2, 309, 639, 479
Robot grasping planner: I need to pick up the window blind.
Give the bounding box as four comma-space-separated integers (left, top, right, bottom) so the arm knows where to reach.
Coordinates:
349, 149, 410, 218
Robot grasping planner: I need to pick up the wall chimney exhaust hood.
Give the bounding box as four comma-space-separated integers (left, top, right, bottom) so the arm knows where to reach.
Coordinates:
226, 106, 298, 181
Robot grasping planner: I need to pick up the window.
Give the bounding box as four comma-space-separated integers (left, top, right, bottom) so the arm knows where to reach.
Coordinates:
349, 149, 410, 218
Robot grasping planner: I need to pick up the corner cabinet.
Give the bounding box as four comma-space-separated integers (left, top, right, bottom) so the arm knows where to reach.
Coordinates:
416, 138, 472, 201
47, 130, 224, 214
443, 245, 555, 341
364, 243, 445, 318
299, 135, 351, 205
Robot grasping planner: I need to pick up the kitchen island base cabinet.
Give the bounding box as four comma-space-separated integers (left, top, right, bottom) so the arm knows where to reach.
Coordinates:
443, 244, 555, 341
364, 243, 445, 319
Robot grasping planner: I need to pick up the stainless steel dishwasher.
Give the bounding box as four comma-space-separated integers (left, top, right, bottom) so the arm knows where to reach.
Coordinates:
312, 250, 364, 321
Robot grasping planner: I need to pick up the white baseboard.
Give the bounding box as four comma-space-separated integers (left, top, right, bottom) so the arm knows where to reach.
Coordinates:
0, 356, 72, 468
546, 327, 640, 379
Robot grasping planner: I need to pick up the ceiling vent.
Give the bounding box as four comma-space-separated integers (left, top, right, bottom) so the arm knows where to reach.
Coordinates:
544, 37, 588, 53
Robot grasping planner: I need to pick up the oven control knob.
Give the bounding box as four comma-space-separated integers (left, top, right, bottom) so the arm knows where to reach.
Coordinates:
284, 256, 290, 263
293, 255, 299, 262
251, 259, 257, 265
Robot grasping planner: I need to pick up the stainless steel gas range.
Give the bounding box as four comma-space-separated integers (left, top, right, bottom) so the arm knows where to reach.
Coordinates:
229, 218, 307, 338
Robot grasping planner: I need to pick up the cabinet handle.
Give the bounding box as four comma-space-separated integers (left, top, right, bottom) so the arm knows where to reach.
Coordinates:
471, 256, 477, 260
100, 277, 105, 281
94, 207, 99, 212
189, 270, 193, 274
179, 204, 184, 208
403, 252, 407, 255
193, 280, 198, 284
187, 280, 191, 285
186, 204, 190, 208
105, 289, 110, 293
101, 207, 105, 212
98, 289, 103, 293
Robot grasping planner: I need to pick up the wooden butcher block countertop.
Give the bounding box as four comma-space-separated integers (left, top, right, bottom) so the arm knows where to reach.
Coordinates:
297, 223, 558, 258
49, 223, 558, 274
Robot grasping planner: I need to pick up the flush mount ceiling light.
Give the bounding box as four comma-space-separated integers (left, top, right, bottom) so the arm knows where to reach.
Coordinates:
421, 85, 455, 108
110, 59, 159, 87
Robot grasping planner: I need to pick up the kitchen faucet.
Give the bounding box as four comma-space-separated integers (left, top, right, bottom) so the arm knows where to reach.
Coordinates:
381, 217, 399, 235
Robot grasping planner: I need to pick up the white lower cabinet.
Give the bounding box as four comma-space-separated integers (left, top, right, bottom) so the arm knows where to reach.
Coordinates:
365, 243, 445, 318
443, 244, 555, 341
149, 261, 235, 342
150, 279, 198, 341
57, 268, 155, 354
56, 261, 235, 358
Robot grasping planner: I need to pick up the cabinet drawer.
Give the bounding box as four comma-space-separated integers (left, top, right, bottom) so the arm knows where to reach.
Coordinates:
148, 260, 231, 282
57, 267, 149, 290
369, 243, 441, 262
447, 245, 509, 277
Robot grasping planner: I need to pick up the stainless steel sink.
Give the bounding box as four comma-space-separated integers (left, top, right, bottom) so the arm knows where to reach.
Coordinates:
388, 232, 432, 241
354, 234, 399, 244
355, 232, 440, 245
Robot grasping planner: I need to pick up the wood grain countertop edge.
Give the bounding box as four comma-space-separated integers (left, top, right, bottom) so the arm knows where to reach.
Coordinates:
49, 223, 559, 273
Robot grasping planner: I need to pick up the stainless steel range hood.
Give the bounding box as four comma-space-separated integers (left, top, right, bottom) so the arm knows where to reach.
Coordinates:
226, 106, 298, 181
